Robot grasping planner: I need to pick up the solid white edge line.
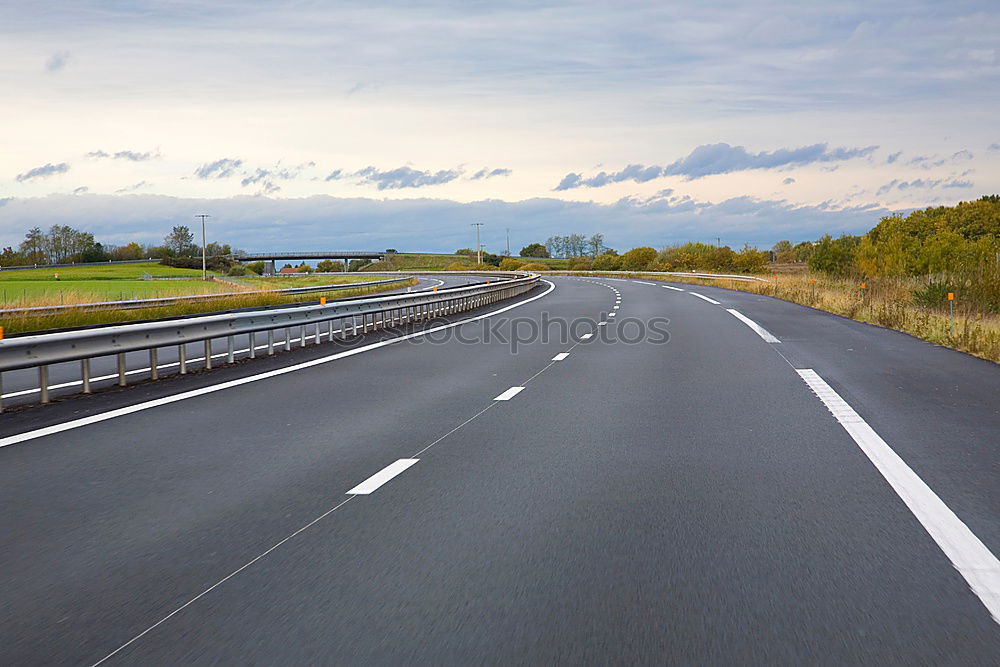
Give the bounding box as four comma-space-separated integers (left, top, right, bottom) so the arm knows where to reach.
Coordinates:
726, 309, 781, 343
581, 333, 593, 339
633, 281, 656, 285
346, 459, 419, 495
0, 281, 557, 449
551, 352, 569, 361
493, 386, 525, 401
689, 292, 721, 305
796, 369, 1000, 624
662, 285, 684, 291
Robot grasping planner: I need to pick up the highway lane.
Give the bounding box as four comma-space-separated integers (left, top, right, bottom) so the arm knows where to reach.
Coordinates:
0, 274, 481, 408
0, 276, 997, 663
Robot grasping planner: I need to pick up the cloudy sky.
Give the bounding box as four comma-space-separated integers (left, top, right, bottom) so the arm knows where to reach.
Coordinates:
1, 1, 997, 253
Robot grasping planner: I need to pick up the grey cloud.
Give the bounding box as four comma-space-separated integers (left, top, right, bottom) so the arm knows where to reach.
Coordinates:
783, 177, 796, 184
87, 149, 158, 161
471, 167, 512, 180
115, 181, 152, 194
555, 143, 878, 189
16, 162, 70, 182
951, 150, 973, 161
72, 186, 89, 194
876, 177, 973, 196
886, 151, 902, 164
194, 158, 243, 179
328, 166, 462, 190
943, 180, 974, 189
989, 143, 1000, 151
45, 51, 71, 72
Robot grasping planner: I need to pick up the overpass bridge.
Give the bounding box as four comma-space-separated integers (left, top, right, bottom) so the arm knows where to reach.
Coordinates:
234, 251, 390, 274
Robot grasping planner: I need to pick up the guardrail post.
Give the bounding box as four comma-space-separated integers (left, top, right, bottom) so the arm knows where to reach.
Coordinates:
150, 348, 158, 379
284, 328, 292, 352
81, 358, 91, 393
300, 325, 306, 347
314, 322, 321, 344
117, 353, 127, 386
204, 340, 212, 370
267, 329, 274, 355
39, 365, 49, 403
227, 336, 235, 363
179, 344, 187, 374
249, 332, 256, 359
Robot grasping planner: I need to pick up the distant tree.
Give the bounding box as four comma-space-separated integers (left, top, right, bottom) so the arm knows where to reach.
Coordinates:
112, 242, 145, 260
592, 252, 622, 271
519, 243, 550, 258
296, 262, 313, 273
792, 241, 814, 262
204, 242, 231, 257
245, 261, 266, 275
771, 240, 796, 263
19, 227, 46, 264
587, 234, 606, 257
454, 248, 474, 256
568, 256, 592, 271
348, 259, 369, 271
316, 259, 345, 272
808, 234, 860, 275
499, 257, 523, 270
621, 247, 657, 271
165, 225, 196, 256
78, 242, 110, 263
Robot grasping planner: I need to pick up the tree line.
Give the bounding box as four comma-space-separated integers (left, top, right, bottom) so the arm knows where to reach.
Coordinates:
0, 225, 234, 268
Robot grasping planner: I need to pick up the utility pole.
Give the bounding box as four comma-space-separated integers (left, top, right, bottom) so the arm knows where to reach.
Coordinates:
472, 222, 484, 265
196, 214, 210, 280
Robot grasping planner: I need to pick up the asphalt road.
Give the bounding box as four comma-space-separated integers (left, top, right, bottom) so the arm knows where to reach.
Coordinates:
0, 276, 997, 664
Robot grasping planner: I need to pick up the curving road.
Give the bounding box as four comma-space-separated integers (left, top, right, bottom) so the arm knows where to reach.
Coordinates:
0, 276, 997, 663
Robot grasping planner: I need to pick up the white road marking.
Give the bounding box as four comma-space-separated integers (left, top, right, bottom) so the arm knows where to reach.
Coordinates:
727, 309, 780, 343
0, 281, 558, 449
494, 386, 525, 401
346, 459, 419, 495
598, 322, 607, 327
796, 369, 1000, 624
662, 285, 684, 291
689, 292, 721, 305
551, 352, 569, 361
607, 312, 616, 317
633, 281, 656, 285
581, 333, 593, 340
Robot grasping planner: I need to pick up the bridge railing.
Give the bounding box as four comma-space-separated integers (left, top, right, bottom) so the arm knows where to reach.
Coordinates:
0, 272, 538, 409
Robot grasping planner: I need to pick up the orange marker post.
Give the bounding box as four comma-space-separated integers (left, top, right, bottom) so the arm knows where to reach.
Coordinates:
320, 296, 327, 305
433, 285, 438, 292
0, 326, 4, 340
948, 292, 955, 335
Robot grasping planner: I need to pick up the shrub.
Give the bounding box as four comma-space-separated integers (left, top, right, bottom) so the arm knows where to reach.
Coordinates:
567, 257, 593, 271
621, 247, 657, 271
517, 262, 548, 271
499, 257, 523, 271
912, 280, 954, 310
592, 253, 622, 271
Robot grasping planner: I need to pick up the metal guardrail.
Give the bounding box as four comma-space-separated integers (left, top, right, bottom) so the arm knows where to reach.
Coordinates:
0, 272, 539, 409
0, 276, 414, 317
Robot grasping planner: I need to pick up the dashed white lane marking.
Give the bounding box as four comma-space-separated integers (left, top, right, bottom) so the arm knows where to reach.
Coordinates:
493, 386, 526, 401
607, 312, 616, 317
346, 459, 419, 495
662, 285, 684, 291
612, 305, 620, 310
598, 322, 607, 327
0, 281, 558, 449
727, 309, 780, 343
633, 281, 656, 285
796, 369, 1000, 624
689, 292, 721, 305
551, 353, 570, 361
581, 333, 593, 340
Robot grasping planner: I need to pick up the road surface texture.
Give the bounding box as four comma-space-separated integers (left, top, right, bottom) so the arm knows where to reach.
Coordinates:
1, 276, 997, 664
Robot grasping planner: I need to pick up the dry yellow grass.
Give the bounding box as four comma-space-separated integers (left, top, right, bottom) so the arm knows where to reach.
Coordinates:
645, 272, 1000, 364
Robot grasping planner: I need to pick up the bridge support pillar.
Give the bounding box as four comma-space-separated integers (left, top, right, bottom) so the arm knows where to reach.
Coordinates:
264, 260, 276, 275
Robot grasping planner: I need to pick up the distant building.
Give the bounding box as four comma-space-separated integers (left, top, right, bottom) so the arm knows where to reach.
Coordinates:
278, 266, 298, 274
